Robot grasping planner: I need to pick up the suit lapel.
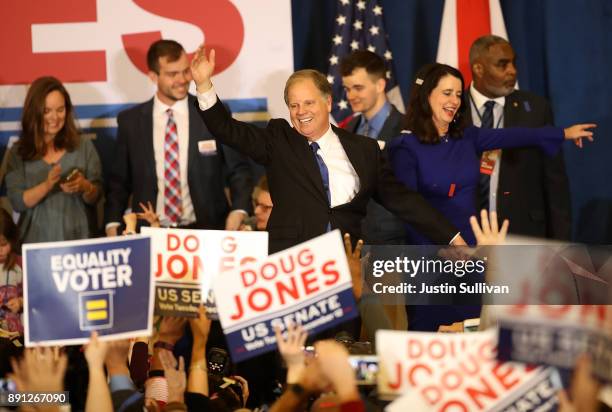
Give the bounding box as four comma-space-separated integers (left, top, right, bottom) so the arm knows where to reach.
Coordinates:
187, 95, 204, 181
140, 99, 156, 179
378, 106, 402, 142
503, 92, 520, 128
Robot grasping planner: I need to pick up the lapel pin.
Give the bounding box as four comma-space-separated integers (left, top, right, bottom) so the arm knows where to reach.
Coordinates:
513, 102, 518, 107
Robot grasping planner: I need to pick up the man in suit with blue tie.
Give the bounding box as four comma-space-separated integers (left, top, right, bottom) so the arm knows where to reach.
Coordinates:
191, 46, 466, 253
340, 50, 405, 245
105, 40, 252, 235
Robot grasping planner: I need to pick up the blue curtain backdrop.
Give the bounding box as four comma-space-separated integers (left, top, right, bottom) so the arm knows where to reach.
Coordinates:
292, 0, 612, 242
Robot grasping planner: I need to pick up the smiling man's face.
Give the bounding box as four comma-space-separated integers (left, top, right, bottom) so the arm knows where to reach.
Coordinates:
287, 78, 332, 141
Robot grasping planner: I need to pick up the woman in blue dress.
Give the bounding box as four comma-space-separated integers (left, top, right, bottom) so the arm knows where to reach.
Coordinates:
387, 63, 594, 331
388, 63, 594, 245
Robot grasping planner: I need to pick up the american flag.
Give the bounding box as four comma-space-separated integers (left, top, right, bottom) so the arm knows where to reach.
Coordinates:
326, 0, 404, 123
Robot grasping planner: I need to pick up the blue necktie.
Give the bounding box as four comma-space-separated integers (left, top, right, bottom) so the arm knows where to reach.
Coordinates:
479, 100, 496, 211
310, 142, 331, 205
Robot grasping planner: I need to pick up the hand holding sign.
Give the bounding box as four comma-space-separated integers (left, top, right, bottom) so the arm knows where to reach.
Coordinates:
104, 339, 131, 377
85, 331, 113, 412
189, 305, 212, 346
84, 331, 108, 370
158, 317, 187, 345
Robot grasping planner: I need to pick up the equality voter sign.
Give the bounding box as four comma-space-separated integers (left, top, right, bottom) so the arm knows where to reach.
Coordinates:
23, 235, 153, 346
496, 305, 612, 384
214, 230, 358, 362
377, 329, 562, 411
141, 227, 267, 317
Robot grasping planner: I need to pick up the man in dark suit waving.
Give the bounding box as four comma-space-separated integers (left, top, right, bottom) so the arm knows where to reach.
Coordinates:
105, 40, 252, 235
191, 46, 465, 253
468, 35, 572, 240
340, 50, 405, 244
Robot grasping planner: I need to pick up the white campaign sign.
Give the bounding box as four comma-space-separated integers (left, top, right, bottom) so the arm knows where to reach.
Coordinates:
142, 227, 268, 317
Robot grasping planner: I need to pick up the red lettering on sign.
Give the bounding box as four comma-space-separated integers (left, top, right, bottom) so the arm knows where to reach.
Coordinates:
1, 1, 106, 84
465, 377, 498, 409
322, 260, 340, 285
122, 0, 244, 75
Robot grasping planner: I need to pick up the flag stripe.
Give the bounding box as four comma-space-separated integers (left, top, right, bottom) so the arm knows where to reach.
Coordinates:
456, 0, 491, 84
436, 0, 511, 88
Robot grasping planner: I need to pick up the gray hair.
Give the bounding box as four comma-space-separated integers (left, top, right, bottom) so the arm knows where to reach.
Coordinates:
283, 69, 332, 105
469, 35, 510, 67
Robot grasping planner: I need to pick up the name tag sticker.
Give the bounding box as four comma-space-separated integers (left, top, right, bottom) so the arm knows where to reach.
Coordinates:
198, 139, 217, 156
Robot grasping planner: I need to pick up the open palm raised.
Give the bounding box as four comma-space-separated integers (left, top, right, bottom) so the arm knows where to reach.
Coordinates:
191, 45, 216, 92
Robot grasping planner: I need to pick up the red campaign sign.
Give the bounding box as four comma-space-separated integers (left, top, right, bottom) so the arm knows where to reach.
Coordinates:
0, 0, 244, 84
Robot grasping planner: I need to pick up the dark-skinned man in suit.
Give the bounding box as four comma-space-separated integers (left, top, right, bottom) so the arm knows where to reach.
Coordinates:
468, 35, 572, 240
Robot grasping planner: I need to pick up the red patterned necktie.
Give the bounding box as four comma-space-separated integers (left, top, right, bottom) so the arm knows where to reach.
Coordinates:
164, 108, 182, 224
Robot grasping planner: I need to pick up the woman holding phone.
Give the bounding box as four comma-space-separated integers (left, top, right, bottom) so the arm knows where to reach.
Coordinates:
6, 76, 102, 243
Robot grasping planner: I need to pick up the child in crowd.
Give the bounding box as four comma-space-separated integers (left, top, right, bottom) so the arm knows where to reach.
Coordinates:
0, 208, 23, 336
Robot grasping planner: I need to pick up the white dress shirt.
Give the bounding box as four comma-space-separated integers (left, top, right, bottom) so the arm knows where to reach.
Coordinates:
310, 126, 360, 207
469, 83, 505, 213
152, 94, 195, 226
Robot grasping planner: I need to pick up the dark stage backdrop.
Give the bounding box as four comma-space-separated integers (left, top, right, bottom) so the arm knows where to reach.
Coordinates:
291, 0, 612, 242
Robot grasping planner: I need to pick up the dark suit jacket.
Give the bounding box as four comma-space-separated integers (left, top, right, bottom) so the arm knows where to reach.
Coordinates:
105, 94, 252, 229
467, 89, 572, 240
345, 105, 406, 244
196, 98, 458, 253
